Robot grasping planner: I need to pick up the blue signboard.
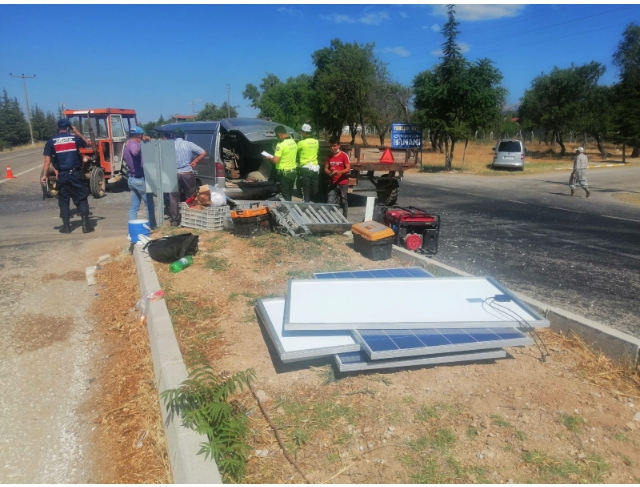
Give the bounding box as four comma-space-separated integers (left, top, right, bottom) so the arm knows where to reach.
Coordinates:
391, 123, 422, 149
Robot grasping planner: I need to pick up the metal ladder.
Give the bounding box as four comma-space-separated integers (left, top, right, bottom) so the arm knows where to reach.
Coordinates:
270, 198, 352, 237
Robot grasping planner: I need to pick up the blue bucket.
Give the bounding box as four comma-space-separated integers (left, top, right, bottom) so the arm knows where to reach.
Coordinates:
128, 219, 150, 244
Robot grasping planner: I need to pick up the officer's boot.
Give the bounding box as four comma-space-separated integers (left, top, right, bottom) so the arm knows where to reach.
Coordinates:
585, 188, 591, 198
570, 189, 575, 197
60, 218, 71, 234
82, 216, 94, 233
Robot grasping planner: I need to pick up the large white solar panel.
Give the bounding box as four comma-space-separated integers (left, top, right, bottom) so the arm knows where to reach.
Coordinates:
255, 298, 360, 363
284, 276, 549, 331
334, 349, 507, 373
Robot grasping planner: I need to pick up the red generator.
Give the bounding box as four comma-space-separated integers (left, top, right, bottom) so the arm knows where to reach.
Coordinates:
384, 206, 440, 254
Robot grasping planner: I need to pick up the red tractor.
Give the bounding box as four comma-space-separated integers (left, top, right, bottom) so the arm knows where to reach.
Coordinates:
41, 108, 139, 199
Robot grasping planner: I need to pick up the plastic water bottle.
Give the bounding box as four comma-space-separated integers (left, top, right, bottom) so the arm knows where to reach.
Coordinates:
169, 255, 193, 273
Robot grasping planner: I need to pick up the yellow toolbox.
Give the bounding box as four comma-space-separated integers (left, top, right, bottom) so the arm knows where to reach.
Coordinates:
351, 221, 395, 261
231, 206, 270, 219
351, 220, 395, 241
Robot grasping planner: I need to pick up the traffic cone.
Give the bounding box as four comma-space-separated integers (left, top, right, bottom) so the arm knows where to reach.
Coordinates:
380, 148, 395, 163
5, 165, 16, 179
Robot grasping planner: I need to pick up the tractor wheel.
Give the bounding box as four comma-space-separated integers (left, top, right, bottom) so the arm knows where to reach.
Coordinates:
376, 175, 399, 206
90, 167, 106, 198
40, 169, 58, 198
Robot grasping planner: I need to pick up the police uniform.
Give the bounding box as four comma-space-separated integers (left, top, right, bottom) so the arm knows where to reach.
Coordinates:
297, 135, 320, 203
274, 137, 298, 201
43, 128, 93, 233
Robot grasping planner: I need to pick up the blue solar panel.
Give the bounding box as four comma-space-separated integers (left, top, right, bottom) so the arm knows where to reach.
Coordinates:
313, 267, 432, 280
354, 327, 532, 360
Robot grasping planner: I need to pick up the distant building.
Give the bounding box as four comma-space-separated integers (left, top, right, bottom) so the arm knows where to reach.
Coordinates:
172, 114, 196, 122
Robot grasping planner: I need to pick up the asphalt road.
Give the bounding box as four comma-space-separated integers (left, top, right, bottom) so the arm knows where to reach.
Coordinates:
391, 166, 640, 338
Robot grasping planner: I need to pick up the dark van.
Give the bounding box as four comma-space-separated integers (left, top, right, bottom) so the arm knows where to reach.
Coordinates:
156, 118, 297, 199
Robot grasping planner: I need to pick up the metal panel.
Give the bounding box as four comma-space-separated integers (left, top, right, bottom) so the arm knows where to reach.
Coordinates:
270, 199, 352, 236
255, 298, 359, 363
313, 267, 432, 279
334, 349, 507, 373
284, 277, 549, 331
354, 327, 533, 360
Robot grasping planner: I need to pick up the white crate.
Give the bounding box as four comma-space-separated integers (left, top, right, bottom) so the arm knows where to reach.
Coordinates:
180, 203, 229, 231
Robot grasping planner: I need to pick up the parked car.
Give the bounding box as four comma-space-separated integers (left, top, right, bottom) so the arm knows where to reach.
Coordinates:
155, 118, 298, 199
492, 139, 525, 170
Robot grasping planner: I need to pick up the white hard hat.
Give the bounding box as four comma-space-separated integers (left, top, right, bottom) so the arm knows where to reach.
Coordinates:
301, 123, 312, 133
575, 147, 584, 152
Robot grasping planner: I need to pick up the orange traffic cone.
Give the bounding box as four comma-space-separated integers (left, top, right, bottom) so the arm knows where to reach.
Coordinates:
5, 165, 16, 179
380, 148, 395, 163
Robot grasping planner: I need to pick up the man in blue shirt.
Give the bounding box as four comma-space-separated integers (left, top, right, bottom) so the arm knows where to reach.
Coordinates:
163, 130, 207, 226
41, 119, 94, 233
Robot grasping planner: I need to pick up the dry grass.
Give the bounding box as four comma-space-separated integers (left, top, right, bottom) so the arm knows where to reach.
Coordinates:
612, 192, 640, 206
91, 255, 171, 483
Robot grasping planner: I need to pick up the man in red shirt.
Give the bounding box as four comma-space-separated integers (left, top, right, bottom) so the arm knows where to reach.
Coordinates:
324, 137, 351, 218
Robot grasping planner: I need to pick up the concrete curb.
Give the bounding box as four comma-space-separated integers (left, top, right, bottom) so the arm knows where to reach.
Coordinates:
133, 246, 222, 484
392, 245, 640, 366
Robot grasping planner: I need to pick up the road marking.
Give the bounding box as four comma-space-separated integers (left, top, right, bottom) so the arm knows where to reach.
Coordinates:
506, 200, 526, 204
549, 206, 585, 214
434, 187, 451, 192
602, 215, 640, 223
467, 193, 483, 197
0, 164, 42, 184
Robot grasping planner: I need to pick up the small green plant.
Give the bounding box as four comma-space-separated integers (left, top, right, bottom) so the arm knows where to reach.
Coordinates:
521, 450, 608, 483
416, 404, 440, 421
286, 269, 312, 279
166, 292, 216, 323
613, 432, 629, 442
228, 291, 258, 302
292, 429, 310, 447
197, 330, 223, 342
490, 414, 512, 427
318, 365, 337, 385
326, 452, 340, 463
515, 430, 527, 441
410, 429, 456, 452
335, 431, 353, 444
559, 413, 584, 433
466, 426, 479, 439
204, 256, 229, 271
161, 352, 256, 482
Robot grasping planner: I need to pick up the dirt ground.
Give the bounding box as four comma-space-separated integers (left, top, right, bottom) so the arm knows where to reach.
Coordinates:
91, 226, 640, 484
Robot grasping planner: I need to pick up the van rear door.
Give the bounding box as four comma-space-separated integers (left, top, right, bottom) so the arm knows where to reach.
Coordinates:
185, 127, 219, 181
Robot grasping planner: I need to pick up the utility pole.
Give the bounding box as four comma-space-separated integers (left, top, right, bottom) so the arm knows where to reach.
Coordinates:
189, 101, 195, 116
226, 84, 231, 118
9, 73, 36, 146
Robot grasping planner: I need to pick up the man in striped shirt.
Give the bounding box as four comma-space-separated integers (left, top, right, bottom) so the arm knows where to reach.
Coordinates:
569, 147, 591, 198
163, 130, 207, 226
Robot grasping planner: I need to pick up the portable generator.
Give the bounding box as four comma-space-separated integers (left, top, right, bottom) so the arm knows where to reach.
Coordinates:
384, 206, 440, 254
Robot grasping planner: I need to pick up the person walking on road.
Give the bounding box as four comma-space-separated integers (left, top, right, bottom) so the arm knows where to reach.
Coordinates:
265, 125, 297, 201
41, 119, 94, 234
570, 147, 591, 197
324, 137, 351, 219
123, 126, 157, 229
296, 123, 320, 203
163, 130, 207, 227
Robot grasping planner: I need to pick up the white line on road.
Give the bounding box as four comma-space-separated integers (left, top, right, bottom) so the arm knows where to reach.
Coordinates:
549, 206, 585, 214
0, 150, 41, 162
602, 215, 640, 223
434, 187, 452, 192
0, 164, 42, 184
467, 193, 483, 197
506, 200, 526, 204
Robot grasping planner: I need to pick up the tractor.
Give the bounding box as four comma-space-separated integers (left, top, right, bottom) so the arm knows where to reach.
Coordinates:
41, 108, 139, 199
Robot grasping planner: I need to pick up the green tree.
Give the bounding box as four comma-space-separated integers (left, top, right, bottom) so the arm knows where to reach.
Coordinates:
368, 67, 412, 146
518, 62, 605, 156
612, 22, 640, 157
243, 74, 312, 129
413, 5, 506, 169
196, 102, 238, 121
30, 105, 57, 141
311, 39, 378, 142
0, 89, 30, 148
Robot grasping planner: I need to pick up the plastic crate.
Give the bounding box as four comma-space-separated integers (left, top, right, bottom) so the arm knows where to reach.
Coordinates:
179, 203, 229, 231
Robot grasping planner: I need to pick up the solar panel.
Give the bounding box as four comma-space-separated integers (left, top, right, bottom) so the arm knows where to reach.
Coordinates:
313, 267, 432, 279
334, 349, 507, 373
284, 276, 549, 331
255, 298, 360, 363
354, 327, 533, 360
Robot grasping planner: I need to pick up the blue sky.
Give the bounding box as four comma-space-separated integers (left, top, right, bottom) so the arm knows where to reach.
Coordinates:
1, 3, 638, 124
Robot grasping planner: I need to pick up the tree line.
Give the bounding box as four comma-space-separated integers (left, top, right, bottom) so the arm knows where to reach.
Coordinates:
2, 5, 638, 167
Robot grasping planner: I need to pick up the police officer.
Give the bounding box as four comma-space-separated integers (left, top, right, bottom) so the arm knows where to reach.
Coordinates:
296, 123, 320, 202
41, 119, 94, 233
265, 125, 297, 201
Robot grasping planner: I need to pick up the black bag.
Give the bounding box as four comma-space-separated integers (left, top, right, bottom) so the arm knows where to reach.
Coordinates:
144, 233, 199, 263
